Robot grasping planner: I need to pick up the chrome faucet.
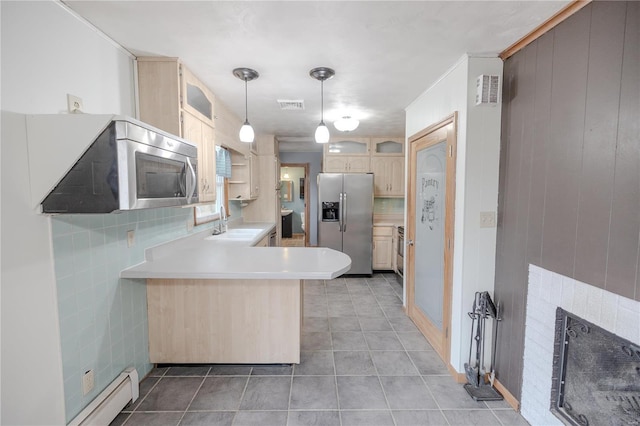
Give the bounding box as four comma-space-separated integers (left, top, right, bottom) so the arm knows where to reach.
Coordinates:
218, 205, 227, 234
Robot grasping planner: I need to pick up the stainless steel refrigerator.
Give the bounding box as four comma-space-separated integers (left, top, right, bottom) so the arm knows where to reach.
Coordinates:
317, 173, 373, 275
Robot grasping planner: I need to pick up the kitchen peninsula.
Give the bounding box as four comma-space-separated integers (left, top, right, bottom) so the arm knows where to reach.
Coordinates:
121, 223, 351, 365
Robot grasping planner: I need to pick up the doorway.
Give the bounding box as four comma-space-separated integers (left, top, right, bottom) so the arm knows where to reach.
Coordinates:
406, 113, 457, 365
280, 163, 309, 247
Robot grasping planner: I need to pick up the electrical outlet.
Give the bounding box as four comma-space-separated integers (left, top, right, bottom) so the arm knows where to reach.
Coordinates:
82, 369, 94, 395
480, 211, 497, 228
67, 94, 83, 113
127, 230, 135, 247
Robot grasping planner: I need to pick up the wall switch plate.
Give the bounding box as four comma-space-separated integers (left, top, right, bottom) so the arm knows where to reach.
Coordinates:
82, 369, 94, 395
127, 230, 135, 247
67, 94, 83, 113
480, 211, 497, 228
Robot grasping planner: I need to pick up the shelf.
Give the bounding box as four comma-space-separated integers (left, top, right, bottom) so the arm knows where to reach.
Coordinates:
231, 163, 247, 166
229, 181, 247, 184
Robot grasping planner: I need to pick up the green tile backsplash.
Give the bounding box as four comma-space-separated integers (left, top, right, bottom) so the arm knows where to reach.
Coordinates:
51, 206, 216, 422
374, 197, 405, 214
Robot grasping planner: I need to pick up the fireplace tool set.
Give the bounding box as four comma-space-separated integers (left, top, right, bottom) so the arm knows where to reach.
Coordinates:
464, 291, 504, 401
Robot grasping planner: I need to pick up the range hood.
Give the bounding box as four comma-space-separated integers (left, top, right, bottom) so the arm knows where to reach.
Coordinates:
26, 114, 198, 214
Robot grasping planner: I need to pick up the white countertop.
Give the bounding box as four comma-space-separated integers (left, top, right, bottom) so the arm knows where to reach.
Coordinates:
121, 222, 351, 280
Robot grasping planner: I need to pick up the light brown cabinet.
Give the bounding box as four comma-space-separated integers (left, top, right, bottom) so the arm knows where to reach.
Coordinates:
323, 138, 371, 173
373, 226, 394, 270
371, 156, 404, 197
324, 155, 370, 173
182, 112, 216, 202
147, 278, 301, 364
137, 57, 217, 202
322, 136, 405, 197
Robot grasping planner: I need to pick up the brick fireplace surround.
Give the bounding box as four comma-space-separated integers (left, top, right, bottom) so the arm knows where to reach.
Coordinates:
521, 265, 640, 425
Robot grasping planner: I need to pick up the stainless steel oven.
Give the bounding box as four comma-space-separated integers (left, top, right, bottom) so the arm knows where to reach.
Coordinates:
397, 225, 404, 277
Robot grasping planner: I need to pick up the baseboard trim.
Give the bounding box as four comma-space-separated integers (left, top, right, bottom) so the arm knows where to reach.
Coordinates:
448, 365, 467, 384
493, 378, 520, 411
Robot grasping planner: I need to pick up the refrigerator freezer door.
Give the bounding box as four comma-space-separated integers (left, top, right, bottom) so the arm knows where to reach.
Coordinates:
342, 174, 373, 274
318, 173, 344, 252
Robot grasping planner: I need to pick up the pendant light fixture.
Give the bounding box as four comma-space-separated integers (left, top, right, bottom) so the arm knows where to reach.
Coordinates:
309, 67, 335, 144
233, 68, 259, 143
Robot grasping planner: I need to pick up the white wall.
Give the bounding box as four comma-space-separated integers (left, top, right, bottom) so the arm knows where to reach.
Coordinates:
405, 55, 503, 372
1, 1, 135, 424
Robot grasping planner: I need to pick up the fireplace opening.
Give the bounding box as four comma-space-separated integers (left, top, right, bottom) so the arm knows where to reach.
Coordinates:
551, 308, 640, 425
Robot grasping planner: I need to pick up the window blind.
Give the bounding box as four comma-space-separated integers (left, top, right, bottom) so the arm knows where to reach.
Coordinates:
215, 146, 232, 178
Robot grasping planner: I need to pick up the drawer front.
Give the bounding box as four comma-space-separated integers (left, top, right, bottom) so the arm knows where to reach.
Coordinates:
373, 226, 393, 237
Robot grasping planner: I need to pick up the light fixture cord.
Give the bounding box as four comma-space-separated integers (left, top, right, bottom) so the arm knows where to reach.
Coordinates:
320, 79, 324, 124
244, 78, 249, 123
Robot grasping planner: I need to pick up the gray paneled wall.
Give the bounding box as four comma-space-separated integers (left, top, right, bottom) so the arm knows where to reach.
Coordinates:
494, 1, 639, 400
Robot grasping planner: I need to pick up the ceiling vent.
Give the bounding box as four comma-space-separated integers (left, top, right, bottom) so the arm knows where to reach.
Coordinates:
277, 100, 305, 110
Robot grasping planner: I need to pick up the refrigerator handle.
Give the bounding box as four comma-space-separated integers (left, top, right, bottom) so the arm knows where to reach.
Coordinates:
338, 192, 344, 232
343, 192, 347, 232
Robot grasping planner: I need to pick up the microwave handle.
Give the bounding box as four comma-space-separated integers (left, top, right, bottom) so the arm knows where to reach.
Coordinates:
186, 158, 197, 201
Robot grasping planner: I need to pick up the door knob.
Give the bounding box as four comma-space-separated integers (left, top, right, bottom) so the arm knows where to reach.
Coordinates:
407, 239, 414, 246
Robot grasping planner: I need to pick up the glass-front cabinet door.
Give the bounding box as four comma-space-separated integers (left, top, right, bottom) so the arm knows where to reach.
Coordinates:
372, 137, 404, 156
325, 138, 370, 156
181, 65, 215, 127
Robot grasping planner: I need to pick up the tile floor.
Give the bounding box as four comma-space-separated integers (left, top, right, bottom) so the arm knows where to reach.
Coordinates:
111, 274, 529, 426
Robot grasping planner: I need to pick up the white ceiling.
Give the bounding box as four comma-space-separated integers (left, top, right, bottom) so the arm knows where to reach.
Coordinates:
64, 1, 568, 151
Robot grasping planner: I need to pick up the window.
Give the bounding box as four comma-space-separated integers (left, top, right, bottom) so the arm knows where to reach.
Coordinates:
193, 146, 230, 225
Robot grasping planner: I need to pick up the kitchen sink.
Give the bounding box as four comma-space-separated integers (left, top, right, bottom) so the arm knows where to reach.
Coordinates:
204, 228, 263, 241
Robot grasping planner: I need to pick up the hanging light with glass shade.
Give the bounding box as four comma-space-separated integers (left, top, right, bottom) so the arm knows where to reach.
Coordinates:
233, 68, 259, 143
309, 67, 335, 144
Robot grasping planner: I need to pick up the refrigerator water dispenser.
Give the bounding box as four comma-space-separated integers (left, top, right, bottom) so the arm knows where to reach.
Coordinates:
321, 202, 340, 222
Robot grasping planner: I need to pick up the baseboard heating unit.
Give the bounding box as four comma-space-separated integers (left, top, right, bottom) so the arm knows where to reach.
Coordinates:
69, 368, 139, 426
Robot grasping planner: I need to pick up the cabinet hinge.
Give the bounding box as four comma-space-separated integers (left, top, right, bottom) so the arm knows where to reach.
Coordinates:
445, 327, 449, 338
449, 146, 453, 157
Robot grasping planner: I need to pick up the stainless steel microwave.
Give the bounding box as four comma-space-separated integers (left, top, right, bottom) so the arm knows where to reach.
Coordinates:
42, 118, 198, 213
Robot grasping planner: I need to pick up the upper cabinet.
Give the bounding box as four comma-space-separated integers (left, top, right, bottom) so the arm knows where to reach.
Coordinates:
322, 136, 405, 197
371, 156, 404, 197
137, 57, 215, 133
324, 155, 370, 173
323, 138, 371, 173
182, 112, 216, 202
325, 138, 370, 156
371, 137, 404, 156
137, 57, 217, 202
181, 66, 215, 127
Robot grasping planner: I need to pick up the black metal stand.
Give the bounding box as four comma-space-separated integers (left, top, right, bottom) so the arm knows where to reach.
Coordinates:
463, 291, 504, 402
464, 382, 503, 401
